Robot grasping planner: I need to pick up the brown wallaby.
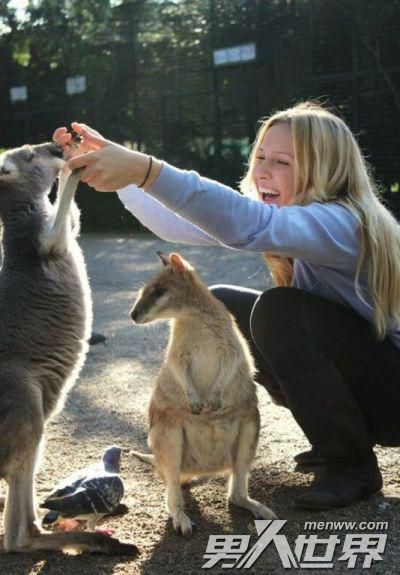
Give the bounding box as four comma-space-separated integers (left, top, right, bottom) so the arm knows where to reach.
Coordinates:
0, 143, 137, 556
130, 251, 276, 536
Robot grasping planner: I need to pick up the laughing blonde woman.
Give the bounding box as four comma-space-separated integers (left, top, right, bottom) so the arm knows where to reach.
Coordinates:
54, 101, 400, 510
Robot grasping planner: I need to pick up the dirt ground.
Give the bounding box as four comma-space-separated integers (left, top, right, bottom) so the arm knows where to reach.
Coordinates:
0, 233, 399, 575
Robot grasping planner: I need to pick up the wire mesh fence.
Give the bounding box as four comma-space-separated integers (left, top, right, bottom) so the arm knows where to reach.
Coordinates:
1, 0, 399, 229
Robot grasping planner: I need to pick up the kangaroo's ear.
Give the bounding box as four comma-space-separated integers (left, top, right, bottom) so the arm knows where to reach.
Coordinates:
157, 251, 170, 267
170, 253, 193, 275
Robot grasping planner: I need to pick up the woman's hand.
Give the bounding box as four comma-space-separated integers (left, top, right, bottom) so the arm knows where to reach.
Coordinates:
52, 122, 106, 157
52, 122, 161, 192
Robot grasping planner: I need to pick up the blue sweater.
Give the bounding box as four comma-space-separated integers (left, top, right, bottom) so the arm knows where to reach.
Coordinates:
118, 163, 400, 349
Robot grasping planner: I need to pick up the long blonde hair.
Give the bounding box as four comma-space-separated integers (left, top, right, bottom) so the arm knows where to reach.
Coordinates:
241, 101, 400, 339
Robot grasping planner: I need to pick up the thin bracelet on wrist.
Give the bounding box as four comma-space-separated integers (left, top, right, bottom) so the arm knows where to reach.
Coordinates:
138, 156, 153, 188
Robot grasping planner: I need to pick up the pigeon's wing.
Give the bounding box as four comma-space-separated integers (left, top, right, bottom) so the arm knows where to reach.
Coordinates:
81, 474, 124, 514
44, 476, 85, 501
39, 487, 94, 518
43, 463, 100, 501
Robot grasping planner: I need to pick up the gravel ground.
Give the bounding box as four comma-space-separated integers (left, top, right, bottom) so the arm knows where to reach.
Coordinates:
0, 232, 399, 574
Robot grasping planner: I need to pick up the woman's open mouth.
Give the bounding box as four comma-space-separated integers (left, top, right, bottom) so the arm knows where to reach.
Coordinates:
258, 189, 280, 205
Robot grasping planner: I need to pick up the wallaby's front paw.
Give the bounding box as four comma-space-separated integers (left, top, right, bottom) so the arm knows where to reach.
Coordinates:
202, 404, 234, 420
205, 395, 222, 411
190, 399, 203, 414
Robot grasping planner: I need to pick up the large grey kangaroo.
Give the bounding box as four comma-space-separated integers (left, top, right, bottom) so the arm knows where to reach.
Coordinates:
0, 143, 137, 555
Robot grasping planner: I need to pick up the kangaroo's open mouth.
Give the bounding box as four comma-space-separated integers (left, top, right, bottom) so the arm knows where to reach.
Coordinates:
47, 142, 65, 159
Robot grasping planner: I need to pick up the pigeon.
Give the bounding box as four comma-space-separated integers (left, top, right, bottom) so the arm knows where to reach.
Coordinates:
41, 446, 126, 532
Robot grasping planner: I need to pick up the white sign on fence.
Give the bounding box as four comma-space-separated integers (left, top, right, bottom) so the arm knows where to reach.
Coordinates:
10, 86, 28, 103
66, 75, 86, 95
213, 43, 256, 66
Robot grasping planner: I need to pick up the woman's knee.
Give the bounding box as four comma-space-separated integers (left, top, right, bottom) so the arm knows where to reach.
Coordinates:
210, 284, 260, 325
209, 285, 240, 315
209, 284, 233, 302
250, 287, 301, 342
253, 286, 303, 316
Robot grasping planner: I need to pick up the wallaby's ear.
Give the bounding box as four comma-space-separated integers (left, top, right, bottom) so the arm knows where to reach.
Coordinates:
157, 251, 193, 275
157, 251, 170, 267
169, 253, 186, 275
170, 253, 194, 275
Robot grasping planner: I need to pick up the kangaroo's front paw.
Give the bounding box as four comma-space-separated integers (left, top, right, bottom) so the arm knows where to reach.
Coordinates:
172, 511, 195, 537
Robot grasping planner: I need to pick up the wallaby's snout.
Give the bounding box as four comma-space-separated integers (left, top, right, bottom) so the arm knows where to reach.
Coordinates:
130, 284, 168, 324
130, 305, 141, 324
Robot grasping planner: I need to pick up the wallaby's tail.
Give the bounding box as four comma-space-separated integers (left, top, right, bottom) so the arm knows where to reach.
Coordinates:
131, 451, 155, 466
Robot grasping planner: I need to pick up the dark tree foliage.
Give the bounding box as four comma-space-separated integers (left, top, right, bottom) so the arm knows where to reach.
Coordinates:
0, 0, 399, 230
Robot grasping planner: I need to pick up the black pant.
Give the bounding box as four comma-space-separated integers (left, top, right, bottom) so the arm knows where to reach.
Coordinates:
210, 285, 400, 447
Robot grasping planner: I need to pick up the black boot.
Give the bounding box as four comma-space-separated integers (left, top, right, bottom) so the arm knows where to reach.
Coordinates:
295, 456, 382, 510
294, 445, 325, 467
279, 363, 382, 510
